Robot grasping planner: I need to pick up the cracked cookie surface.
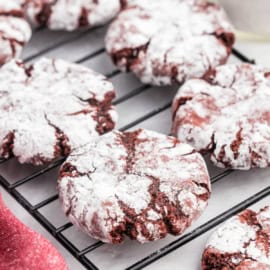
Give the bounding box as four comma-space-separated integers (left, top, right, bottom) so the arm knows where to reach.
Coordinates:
23, 0, 122, 31
202, 206, 270, 270
105, 0, 234, 86
172, 63, 270, 170
0, 58, 117, 165
58, 129, 211, 243
0, 2, 31, 65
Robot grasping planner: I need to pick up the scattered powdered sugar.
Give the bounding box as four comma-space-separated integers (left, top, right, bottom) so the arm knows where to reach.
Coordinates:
203, 206, 270, 268
106, 0, 234, 85
24, 0, 121, 31
0, 15, 31, 66
58, 129, 210, 243
0, 58, 117, 165
172, 63, 270, 170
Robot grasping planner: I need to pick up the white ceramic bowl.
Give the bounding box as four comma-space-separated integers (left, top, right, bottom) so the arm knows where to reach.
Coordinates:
218, 0, 270, 35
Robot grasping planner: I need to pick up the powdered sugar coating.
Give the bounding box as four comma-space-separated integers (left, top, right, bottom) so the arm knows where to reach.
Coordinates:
0, 1, 31, 66
0, 194, 68, 270
172, 63, 270, 170
24, 0, 122, 31
0, 58, 117, 165
105, 0, 234, 86
58, 129, 210, 243
202, 206, 270, 269
0, 0, 24, 16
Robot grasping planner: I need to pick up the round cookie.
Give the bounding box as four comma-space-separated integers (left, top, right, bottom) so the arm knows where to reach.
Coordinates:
23, 0, 122, 31
0, 58, 117, 165
172, 63, 270, 170
105, 0, 235, 86
58, 129, 211, 244
0, 2, 31, 66
0, 193, 68, 270
202, 206, 270, 270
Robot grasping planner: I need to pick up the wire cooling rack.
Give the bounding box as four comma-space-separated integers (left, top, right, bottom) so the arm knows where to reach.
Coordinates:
0, 25, 269, 270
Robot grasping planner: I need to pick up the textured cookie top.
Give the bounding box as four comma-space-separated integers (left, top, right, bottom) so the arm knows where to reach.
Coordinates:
23, 0, 122, 30
172, 63, 270, 170
0, 1, 31, 66
202, 206, 270, 270
0, 16, 31, 45
106, 0, 234, 86
58, 129, 210, 243
0, 58, 117, 165
0, 194, 68, 270
0, 0, 24, 16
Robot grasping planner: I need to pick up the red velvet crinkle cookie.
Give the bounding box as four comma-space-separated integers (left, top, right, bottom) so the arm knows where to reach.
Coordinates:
0, 2, 31, 65
105, 0, 235, 86
202, 206, 270, 270
0, 58, 117, 165
58, 129, 211, 244
0, 193, 68, 270
23, 0, 123, 31
172, 63, 270, 170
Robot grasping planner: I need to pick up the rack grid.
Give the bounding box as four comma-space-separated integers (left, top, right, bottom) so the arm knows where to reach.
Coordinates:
0, 25, 269, 270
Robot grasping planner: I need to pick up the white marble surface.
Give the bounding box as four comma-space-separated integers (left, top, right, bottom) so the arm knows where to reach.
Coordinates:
0, 26, 269, 270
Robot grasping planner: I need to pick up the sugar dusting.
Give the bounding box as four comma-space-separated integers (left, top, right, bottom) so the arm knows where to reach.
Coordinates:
58, 129, 210, 243
204, 206, 270, 267
106, 0, 234, 85
0, 1, 31, 66
173, 63, 270, 169
0, 58, 117, 165
25, 0, 121, 30
0, 0, 24, 13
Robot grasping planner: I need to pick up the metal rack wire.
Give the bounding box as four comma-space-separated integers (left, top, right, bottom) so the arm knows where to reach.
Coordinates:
0, 25, 269, 270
